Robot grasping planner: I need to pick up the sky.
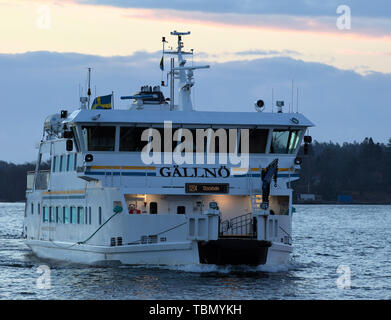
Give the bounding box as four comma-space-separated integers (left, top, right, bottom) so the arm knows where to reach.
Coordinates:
0, 0, 390, 163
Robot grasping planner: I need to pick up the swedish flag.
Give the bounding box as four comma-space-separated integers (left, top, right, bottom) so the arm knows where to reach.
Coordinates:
91, 94, 112, 109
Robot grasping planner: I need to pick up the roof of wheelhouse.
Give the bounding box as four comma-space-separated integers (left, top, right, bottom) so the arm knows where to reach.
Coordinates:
66, 109, 314, 127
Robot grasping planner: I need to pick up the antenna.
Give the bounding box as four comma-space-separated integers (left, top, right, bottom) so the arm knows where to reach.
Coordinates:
291, 79, 294, 113
296, 87, 299, 113
271, 88, 274, 113
170, 57, 174, 110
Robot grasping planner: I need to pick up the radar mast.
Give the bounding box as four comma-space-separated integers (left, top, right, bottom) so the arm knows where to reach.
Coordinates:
162, 31, 210, 111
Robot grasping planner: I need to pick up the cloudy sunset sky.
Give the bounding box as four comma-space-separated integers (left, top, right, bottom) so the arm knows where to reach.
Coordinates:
1, 0, 390, 162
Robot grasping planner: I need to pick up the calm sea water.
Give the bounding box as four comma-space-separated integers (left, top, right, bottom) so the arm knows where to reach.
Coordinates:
0, 203, 390, 300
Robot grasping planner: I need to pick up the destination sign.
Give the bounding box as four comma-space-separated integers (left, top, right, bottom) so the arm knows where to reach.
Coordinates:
185, 183, 229, 194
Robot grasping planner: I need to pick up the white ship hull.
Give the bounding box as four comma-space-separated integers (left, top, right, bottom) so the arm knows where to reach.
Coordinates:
26, 239, 291, 266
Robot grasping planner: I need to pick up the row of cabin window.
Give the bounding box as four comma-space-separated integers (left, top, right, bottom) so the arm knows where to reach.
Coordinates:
132, 202, 182, 214
81, 126, 302, 154
146, 202, 185, 215
36, 205, 103, 225
52, 153, 77, 173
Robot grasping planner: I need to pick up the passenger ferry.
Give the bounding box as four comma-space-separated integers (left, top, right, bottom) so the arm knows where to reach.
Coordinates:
23, 31, 314, 266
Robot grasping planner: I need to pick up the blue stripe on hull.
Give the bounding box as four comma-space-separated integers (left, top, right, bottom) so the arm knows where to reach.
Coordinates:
85, 171, 156, 176
42, 195, 85, 200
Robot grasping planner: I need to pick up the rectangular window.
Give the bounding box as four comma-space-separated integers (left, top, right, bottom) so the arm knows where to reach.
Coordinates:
119, 127, 149, 152
31, 202, 34, 215
52, 156, 57, 172
63, 207, 69, 224
270, 129, 302, 154
177, 206, 186, 214
77, 207, 84, 224
56, 206, 61, 223
85, 207, 88, 224
150, 202, 158, 214
61, 155, 66, 171
59, 155, 63, 172
70, 207, 77, 224
38, 203, 41, 215
99, 207, 102, 225
56, 156, 60, 172
287, 130, 301, 154
67, 154, 74, 171
74, 153, 78, 171
49, 206, 55, 222
249, 129, 268, 153
81, 126, 116, 151
89, 207, 92, 225
43, 206, 48, 222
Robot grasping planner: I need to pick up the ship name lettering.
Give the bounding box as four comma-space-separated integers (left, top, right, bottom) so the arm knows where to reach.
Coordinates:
159, 166, 231, 178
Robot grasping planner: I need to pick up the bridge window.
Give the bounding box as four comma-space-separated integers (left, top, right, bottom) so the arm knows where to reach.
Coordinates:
82, 126, 116, 151
249, 129, 268, 153
270, 129, 302, 154
99, 207, 102, 225
119, 127, 150, 152
31, 202, 34, 215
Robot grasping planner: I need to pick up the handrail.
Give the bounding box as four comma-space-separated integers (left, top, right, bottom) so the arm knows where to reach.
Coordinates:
220, 213, 254, 236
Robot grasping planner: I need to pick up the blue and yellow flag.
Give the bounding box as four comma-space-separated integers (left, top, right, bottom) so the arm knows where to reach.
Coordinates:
91, 94, 112, 109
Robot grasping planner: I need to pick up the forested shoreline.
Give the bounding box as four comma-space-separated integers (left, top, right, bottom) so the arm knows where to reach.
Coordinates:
292, 138, 391, 203
1, 137, 390, 203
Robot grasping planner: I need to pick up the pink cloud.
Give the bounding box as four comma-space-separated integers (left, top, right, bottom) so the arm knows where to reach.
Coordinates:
120, 8, 391, 41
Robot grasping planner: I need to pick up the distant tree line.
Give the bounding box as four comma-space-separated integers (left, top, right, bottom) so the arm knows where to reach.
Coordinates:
292, 137, 391, 203
1, 137, 390, 203
0, 161, 36, 202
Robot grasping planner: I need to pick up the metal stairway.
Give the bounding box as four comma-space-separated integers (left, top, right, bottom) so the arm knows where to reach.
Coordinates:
248, 170, 263, 214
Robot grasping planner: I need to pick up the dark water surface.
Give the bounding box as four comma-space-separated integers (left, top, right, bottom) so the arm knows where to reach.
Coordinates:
0, 203, 390, 299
